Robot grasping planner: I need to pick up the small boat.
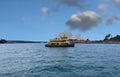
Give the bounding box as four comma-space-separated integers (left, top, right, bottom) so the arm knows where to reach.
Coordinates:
45, 36, 75, 47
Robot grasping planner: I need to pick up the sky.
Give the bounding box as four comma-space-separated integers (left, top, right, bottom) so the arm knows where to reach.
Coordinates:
0, 0, 120, 41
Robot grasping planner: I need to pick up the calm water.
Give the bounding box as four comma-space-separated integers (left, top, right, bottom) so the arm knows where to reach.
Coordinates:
0, 43, 120, 77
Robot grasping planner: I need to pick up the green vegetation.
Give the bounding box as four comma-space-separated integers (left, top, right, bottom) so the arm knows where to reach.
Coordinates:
103, 34, 120, 42
109, 35, 120, 41
104, 34, 112, 41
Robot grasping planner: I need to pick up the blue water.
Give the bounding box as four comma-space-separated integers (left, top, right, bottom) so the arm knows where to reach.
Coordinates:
0, 44, 120, 77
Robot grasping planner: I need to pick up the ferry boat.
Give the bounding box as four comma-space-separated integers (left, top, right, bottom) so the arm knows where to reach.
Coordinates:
45, 36, 75, 47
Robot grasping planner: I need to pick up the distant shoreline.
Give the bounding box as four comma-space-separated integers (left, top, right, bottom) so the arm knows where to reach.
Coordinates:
1, 42, 120, 44
72, 41, 120, 44
76, 42, 120, 44
0, 40, 47, 44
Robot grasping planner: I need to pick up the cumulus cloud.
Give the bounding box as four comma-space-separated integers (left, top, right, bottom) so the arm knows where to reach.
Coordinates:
42, 7, 50, 15
98, 4, 107, 11
114, 0, 120, 9
43, 0, 119, 29
56, 30, 80, 39
66, 11, 102, 31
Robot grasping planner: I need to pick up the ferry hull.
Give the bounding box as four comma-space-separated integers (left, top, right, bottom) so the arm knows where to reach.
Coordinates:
45, 44, 75, 47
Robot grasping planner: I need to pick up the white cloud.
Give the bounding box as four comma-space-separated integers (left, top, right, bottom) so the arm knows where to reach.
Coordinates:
66, 11, 102, 31
42, 7, 50, 15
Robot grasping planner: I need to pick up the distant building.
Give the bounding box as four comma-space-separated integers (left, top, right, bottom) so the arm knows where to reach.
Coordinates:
68, 39, 90, 44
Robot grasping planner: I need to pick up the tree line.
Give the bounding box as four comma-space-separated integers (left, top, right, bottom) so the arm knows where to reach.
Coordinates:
104, 34, 120, 42
0, 39, 7, 43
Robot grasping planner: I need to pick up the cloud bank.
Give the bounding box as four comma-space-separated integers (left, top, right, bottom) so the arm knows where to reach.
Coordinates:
42, 0, 120, 31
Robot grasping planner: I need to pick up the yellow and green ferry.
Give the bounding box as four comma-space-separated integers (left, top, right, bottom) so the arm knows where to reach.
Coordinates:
45, 36, 74, 47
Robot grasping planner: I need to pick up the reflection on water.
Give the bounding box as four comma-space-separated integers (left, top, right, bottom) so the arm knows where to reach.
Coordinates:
0, 43, 120, 77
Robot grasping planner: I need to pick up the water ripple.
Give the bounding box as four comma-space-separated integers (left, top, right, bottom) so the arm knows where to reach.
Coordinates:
0, 44, 120, 77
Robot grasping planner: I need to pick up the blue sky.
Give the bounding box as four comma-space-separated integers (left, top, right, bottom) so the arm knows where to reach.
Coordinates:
0, 0, 120, 41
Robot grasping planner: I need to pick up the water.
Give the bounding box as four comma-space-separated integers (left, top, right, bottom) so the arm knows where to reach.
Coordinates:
0, 43, 120, 77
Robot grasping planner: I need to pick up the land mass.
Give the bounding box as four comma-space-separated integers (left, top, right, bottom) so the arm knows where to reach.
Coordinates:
0, 39, 47, 44
69, 34, 120, 44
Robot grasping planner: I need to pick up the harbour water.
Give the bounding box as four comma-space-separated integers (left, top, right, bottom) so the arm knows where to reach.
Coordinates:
0, 43, 120, 77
